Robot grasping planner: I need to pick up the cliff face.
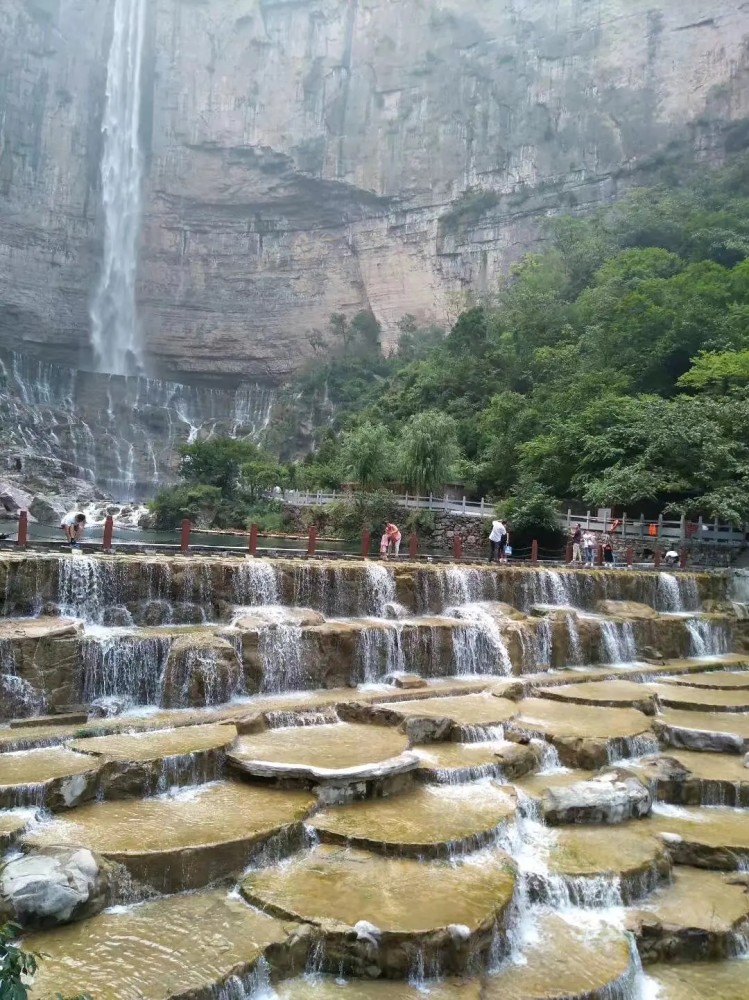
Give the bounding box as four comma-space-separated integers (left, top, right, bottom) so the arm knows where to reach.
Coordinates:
1, 0, 749, 381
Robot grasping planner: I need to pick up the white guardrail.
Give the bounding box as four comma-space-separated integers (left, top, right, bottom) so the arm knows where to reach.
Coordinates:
284, 491, 748, 549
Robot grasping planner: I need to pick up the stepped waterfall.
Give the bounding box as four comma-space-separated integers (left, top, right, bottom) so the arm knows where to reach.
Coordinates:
0, 553, 747, 999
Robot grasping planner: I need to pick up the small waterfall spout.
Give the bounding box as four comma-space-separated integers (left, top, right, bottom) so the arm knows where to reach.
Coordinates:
599, 620, 637, 665
685, 617, 729, 658
91, 0, 147, 375
656, 573, 700, 614
449, 604, 512, 676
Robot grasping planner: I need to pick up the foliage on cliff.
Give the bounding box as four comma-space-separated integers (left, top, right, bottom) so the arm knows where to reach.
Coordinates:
150, 439, 288, 531
290, 157, 749, 524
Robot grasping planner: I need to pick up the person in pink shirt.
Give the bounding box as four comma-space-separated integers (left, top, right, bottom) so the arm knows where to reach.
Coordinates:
380, 522, 401, 559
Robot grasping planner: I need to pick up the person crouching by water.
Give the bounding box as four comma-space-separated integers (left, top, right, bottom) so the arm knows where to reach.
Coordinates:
489, 518, 508, 563
380, 522, 401, 560
60, 511, 86, 548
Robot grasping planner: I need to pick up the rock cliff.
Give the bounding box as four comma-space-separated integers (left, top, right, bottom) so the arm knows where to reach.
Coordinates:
1, 0, 748, 380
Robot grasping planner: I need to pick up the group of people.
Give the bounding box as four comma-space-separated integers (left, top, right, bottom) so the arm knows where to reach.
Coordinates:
570, 524, 606, 567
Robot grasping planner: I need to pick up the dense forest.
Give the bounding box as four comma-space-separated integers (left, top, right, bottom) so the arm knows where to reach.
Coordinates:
266, 157, 749, 526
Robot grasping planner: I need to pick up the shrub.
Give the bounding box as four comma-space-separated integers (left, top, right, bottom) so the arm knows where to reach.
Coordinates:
499, 480, 565, 555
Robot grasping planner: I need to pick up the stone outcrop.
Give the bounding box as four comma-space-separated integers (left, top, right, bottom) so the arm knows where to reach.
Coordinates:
0, 847, 113, 928
1, 1, 748, 379
541, 767, 653, 825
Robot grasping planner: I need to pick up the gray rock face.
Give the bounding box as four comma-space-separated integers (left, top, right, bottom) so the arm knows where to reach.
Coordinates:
0, 847, 111, 927
542, 768, 653, 825
1, 0, 748, 379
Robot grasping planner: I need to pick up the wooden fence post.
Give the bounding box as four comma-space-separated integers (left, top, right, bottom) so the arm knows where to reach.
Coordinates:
654, 548, 661, 568
596, 544, 603, 567
361, 529, 371, 559
248, 523, 258, 556
409, 533, 418, 559
16, 510, 28, 548
102, 515, 114, 552
565, 542, 573, 563
680, 547, 688, 570
307, 526, 317, 557
180, 519, 191, 554
626, 546, 634, 567
531, 539, 538, 564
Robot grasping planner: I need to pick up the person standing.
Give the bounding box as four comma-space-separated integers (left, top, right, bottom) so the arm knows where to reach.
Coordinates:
488, 519, 507, 563
583, 530, 596, 567
60, 511, 86, 548
602, 533, 615, 566
571, 525, 583, 564
383, 522, 401, 559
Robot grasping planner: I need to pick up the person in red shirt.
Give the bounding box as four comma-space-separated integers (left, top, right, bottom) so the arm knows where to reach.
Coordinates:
380, 522, 401, 559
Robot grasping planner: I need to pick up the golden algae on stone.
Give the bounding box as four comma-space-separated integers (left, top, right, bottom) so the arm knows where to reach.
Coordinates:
24, 780, 315, 892
482, 915, 634, 999
629, 868, 749, 962
70, 722, 237, 761
310, 782, 517, 857
230, 722, 409, 772
650, 805, 749, 869
26, 889, 292, 1000
242, 844, 516, 976
645, 959, 749, 998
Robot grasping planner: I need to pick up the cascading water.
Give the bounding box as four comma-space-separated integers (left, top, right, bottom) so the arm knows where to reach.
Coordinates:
363, 564, 399, 617
0, 638, 44, 718
258, 625, 307, 693
81, 630, 172, 705
233, 561, 279, 606
449, 604, 512, 676
90, 0, 147, 375
656, 573, 700, 614
356, 623, 407, 683
685, 617, 729, 658
599, 620, 637, 665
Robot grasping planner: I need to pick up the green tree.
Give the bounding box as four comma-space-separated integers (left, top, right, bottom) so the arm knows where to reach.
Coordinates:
178, 438, 266, 496
339, 422, 392, 488
677, 349, 749, 391
399, 411, 459, 494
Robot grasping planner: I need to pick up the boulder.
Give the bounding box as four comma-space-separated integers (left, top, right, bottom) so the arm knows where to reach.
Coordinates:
88, 695, 132, 719
597, 601, 660, 620
542, 767, 653, 825
387, 674, 427, 690
0, 847, 112, 927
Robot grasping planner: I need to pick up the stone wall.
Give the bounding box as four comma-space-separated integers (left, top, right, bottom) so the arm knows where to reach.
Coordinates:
1, 0, 748, 379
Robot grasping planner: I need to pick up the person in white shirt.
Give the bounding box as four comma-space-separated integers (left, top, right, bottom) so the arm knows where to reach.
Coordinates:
489, 519, 507, 563
664, 550, 679, 566
583, 531, 596, 567
60, 511, 86, 547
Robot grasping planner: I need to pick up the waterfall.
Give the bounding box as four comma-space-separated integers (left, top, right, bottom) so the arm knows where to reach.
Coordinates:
58, 555, 104, 622
656, 573, 700, 614
258, 625, 306, 693
450, 604, 512, 676
363, 564, 398, 617
685, 617, 729, 658
81, 631, 172, 705
444, 567, 486, 606
90, 0, 147, 375
599, 620, 637, 664
564, 613, 583, 666
0, 638, 44, 718
233, 561, 279, 606
356, 624, 407, 683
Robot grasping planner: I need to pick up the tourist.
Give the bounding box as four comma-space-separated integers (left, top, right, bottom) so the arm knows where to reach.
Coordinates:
60, 511, 86, 548
571, 525, 583, 564
583, 530, 596, 567
602, 534, 615, 566
664, 549, 679, 566
383, 522, 401, 559
488, 519, 507, 563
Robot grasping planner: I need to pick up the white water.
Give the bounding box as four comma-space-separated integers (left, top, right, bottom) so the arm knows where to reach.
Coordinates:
90, 0, 147, 375
656, 573, 700, 614
685, 617, 729, 658
363, 564, 399, 617
234, 561, 279, 606
599, 620, 637, 665
449, 604, 513, 676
